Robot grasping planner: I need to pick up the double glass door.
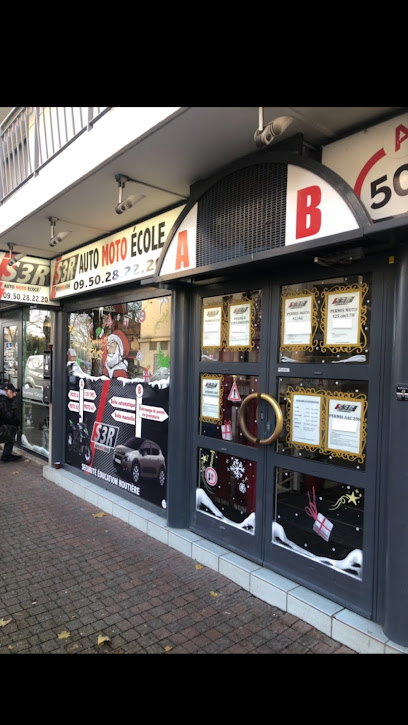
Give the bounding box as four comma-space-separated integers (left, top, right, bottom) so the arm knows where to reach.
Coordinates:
190, 266, 384, 614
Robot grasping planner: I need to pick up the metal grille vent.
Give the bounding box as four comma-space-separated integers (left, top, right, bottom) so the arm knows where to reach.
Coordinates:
197, 162, 287, 268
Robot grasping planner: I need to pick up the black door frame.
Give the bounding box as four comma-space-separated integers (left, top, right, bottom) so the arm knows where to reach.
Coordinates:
188, 256, 389, 619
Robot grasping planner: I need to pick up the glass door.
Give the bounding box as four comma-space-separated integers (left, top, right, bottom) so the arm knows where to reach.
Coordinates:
190, 265, 384, 615
1, 321, 19, 388
190, 282, 272, 563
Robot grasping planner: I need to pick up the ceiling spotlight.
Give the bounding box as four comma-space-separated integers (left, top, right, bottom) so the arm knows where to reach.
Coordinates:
254, 108, 294, 148
49, 217, 71, 248
115, 174, 145, 215
6, 242, 25, 267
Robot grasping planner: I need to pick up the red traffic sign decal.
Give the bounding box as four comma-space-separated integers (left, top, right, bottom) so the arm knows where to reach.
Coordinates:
205, 467, 218, 486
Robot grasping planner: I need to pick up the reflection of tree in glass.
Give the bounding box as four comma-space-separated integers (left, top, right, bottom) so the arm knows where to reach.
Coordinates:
68, 313, 93, 372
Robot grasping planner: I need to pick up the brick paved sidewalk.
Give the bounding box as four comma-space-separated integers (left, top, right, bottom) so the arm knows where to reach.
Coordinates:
0, 456, 356, 655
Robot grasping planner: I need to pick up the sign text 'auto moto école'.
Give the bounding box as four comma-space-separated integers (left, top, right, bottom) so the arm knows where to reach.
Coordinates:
50, 207, 184, 300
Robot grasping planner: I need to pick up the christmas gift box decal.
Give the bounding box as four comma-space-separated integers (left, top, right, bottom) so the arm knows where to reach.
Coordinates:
305, 486, 333, 542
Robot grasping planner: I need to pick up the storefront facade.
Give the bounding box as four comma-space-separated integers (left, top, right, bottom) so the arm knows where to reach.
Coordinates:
2, 112, 408, 646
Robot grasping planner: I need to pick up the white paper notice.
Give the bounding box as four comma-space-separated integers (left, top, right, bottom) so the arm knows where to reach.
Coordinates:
327, 398, 362, 454
291, 394, 321, 447
325, 289, 361, 345
201, 377, 221, 420
283, 295, 313, 346
228, 303, 251, 347
202, 306, 222, 348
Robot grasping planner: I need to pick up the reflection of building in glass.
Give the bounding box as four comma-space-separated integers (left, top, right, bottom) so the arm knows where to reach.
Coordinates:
68, 296, 171, 382
21, 307, 53, 456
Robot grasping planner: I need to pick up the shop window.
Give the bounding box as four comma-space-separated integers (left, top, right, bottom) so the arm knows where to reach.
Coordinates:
197, 447, 256, 534
277, 377, 368, 471
273, 468, 364, 580
201, 289, 262, 363
66, 296, 171, 510
279, 273, 371, 364
199, 373, 259, 447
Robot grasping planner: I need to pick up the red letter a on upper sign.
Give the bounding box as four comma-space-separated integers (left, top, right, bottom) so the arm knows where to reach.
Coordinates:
296, 185, 322, 239
395, 124, 408, 152
175, 229, 190, 270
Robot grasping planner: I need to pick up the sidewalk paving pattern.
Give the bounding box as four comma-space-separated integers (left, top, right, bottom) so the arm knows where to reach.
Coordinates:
0, 456, 357, 655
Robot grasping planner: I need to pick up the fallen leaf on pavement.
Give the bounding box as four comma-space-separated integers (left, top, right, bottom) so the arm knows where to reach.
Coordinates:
97, 635, 111, 646
0, 618, 12, 627
67, 643, 79, 651
210, 591, 219, 597
195, 564, 203, 570
57, 630, 71, 639
93, 512, 107, 518
164, 645, 172, 652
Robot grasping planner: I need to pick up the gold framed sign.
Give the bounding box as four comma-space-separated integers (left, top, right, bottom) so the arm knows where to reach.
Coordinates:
227, 299, 254, 350
320, 283, 368, 353
286, 387, 325, 452
200, 374, 223, 423
201, 304, 223, 349
324, 392, 367, 462
280, 289, 318, 351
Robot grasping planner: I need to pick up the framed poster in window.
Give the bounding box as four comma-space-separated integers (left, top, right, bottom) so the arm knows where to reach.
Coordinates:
281, 290, 318, 350
321, 283, 368, 353
227, 300, 254, 350
200, 375, 223, 423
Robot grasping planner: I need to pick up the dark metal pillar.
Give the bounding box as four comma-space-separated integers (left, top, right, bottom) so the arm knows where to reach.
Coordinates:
166, 284, 192, 528
383, 243, 408, 645
49, 307, 66, 466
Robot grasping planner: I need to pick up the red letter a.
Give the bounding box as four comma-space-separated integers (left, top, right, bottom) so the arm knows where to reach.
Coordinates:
175, 229, 190, 270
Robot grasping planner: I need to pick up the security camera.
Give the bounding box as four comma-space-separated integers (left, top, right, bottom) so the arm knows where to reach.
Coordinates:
254, 116, 294, 148
115, 194, 144, 215
115, 199, 132, 215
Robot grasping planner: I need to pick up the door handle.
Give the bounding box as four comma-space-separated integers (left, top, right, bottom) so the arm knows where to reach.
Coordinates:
239, 392, 283, 446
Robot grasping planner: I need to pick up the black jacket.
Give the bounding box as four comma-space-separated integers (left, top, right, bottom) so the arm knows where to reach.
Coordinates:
0, 391, 21, 427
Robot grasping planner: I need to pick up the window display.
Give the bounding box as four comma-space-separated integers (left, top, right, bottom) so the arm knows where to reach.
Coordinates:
66, 296, 171, 509
201, 290, 262, 363
277, 378, 368, 470
279, 274, 371, 364
273, 468, 364, 579
197, 447, 257, 533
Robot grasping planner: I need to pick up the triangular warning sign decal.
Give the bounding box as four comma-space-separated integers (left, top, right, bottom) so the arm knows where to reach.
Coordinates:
228, 382, 241, 402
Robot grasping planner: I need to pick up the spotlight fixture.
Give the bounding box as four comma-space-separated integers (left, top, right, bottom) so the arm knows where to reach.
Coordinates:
6, 242, 25, 267
49, 217, 71, 248
254, 108, 294, 148
115, 174, 145, 215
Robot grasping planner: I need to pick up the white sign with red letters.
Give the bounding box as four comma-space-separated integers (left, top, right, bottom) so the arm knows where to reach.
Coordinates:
285, 165, 359, 245
322, 112, 408, 221
158, 164, 360, 278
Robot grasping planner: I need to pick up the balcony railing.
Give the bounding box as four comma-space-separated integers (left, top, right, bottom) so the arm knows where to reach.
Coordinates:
0, 107, 110, 202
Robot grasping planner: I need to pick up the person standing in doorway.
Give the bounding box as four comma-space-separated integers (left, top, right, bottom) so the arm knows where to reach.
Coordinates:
0, 382, 22, 462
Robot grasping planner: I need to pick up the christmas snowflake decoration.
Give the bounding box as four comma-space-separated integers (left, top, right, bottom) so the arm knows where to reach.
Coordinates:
229, 458, 245, 479
239, 482, 247, 494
